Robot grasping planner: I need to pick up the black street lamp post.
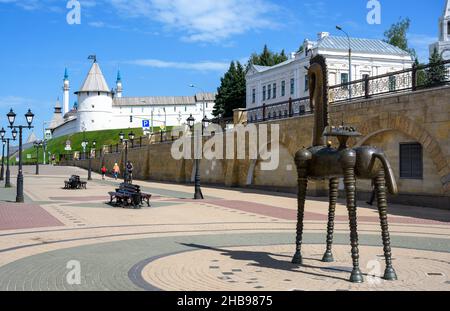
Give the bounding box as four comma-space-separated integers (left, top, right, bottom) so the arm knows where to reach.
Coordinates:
33, 140, 43, 175
85, 139, 96, 181
119, 131, 134, 183
5, 130, 16, 188
7, 109, 34, 203
187, 114, 210, 200
0, 127, 5, 181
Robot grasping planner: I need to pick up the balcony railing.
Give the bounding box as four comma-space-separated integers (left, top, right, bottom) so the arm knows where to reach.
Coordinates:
246, 97, 310, 123
247, 60, 450, 123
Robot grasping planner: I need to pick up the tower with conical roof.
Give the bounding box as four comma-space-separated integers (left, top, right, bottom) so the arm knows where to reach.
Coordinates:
75, 57, 114, 132
63, 68, 70, 115
430, 0, 450, 60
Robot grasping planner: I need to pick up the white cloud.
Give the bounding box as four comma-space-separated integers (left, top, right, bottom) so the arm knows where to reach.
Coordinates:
127, 59, 230, 72
0, 0, 40, 10
0, 96, 35, 108
109, 0, 280, 43
88, 21, 105, 27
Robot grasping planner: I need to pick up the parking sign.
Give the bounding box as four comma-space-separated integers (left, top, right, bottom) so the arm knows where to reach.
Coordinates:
142, 120, 150, 128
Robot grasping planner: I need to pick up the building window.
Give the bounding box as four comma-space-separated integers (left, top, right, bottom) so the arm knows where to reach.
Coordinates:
448, 21, 450, 35
263, 86, 266, 101
252, 89, 256, 103
341, 73, 349, 85
389, 76, 397, 91
268, 84, 271, 99
281, 81, 286, 97
185, 106, 187, 112
400, 143, 423, 179
290, 78, 295, 95
304, 75, 309, 91
174, 106, 177, 112
273, 83, 277, 99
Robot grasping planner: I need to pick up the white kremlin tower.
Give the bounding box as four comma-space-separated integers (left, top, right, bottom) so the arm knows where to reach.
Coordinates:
63, 68, 70, 115
46, 56, 216, 138
430, 0, 450, 60
74, 57, 114, 132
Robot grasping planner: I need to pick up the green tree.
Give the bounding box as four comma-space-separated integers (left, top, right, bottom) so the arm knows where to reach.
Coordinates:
426, 48, 447, 86
383, 17, 417, 59
213, 61, 246, 118
248, 45, 288, 67
414, 58, 427, 88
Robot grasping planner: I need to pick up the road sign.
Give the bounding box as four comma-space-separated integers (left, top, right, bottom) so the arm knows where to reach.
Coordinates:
142, 120, 150, 128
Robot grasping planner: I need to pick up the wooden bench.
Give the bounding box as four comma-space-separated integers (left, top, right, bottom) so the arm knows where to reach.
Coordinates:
108, 183, 152, 208
64, 175, 87, 190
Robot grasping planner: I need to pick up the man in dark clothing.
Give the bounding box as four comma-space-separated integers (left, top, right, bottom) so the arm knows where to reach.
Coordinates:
126, 161, 134, 184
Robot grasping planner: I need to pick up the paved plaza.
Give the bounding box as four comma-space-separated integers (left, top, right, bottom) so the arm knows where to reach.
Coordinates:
0, 165, 449, 291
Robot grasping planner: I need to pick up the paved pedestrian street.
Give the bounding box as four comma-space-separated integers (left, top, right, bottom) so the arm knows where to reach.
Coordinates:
0, 166, 449, 291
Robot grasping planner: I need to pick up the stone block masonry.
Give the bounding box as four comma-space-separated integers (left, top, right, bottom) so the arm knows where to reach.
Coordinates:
65, 86, 450, 209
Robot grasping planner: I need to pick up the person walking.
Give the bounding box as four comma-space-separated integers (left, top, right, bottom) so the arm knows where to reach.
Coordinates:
101, 165, 107, 180
126, 161, 134, 184
113, 163, 120, 180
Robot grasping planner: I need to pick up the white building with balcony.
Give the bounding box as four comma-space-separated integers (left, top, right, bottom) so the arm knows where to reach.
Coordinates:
246, 32, 414, 115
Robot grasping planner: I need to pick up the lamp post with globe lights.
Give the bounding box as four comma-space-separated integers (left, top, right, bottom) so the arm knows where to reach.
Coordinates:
7, 108, 35, 203
33, 140, 43, 175
336, 25, 352, 99
87, 140, 96, 181
187, 114, 210, 200
0, 127, 5, 182
119, 131, 135, 183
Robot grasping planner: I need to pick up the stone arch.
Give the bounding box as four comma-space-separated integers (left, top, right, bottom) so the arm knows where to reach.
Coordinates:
356, 114, 450, 193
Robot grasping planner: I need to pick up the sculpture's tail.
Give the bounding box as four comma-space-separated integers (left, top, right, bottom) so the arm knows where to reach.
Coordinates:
371, 153, 398, 195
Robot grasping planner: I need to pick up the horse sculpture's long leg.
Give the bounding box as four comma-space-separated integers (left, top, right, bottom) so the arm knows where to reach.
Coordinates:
322, 177, 339, 262
343, 164, 363, 283
292, 161, 308, 265
374, 170, 398, 281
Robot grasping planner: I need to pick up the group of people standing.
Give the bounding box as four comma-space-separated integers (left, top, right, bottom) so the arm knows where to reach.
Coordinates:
100, 161, 134, 183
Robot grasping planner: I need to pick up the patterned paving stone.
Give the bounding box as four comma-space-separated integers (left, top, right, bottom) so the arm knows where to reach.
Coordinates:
142, 244, 450, 291
0, 232, 448, 291
0, 203, 64, 231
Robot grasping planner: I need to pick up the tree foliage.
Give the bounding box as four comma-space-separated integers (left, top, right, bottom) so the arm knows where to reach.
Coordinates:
213, 61, 246, 118
383, 17, 417, 59
213, 45, 288, 119
248, 45, 288, 67
426, 48, 447, 86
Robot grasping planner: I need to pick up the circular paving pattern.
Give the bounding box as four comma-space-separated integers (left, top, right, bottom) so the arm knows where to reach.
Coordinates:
142, 244, 450, 291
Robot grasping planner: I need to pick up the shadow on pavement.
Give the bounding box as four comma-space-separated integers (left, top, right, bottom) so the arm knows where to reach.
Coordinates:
179, 243, 367, 282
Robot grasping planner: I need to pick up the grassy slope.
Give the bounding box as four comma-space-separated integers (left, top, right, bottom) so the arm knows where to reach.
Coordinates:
15, 127, 167, 165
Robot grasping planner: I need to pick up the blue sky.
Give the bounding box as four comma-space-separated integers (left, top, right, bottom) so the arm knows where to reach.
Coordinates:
0, 0, 445, 139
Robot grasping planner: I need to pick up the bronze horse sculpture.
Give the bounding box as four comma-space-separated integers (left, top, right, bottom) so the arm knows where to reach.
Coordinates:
292, 55, 398, 283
